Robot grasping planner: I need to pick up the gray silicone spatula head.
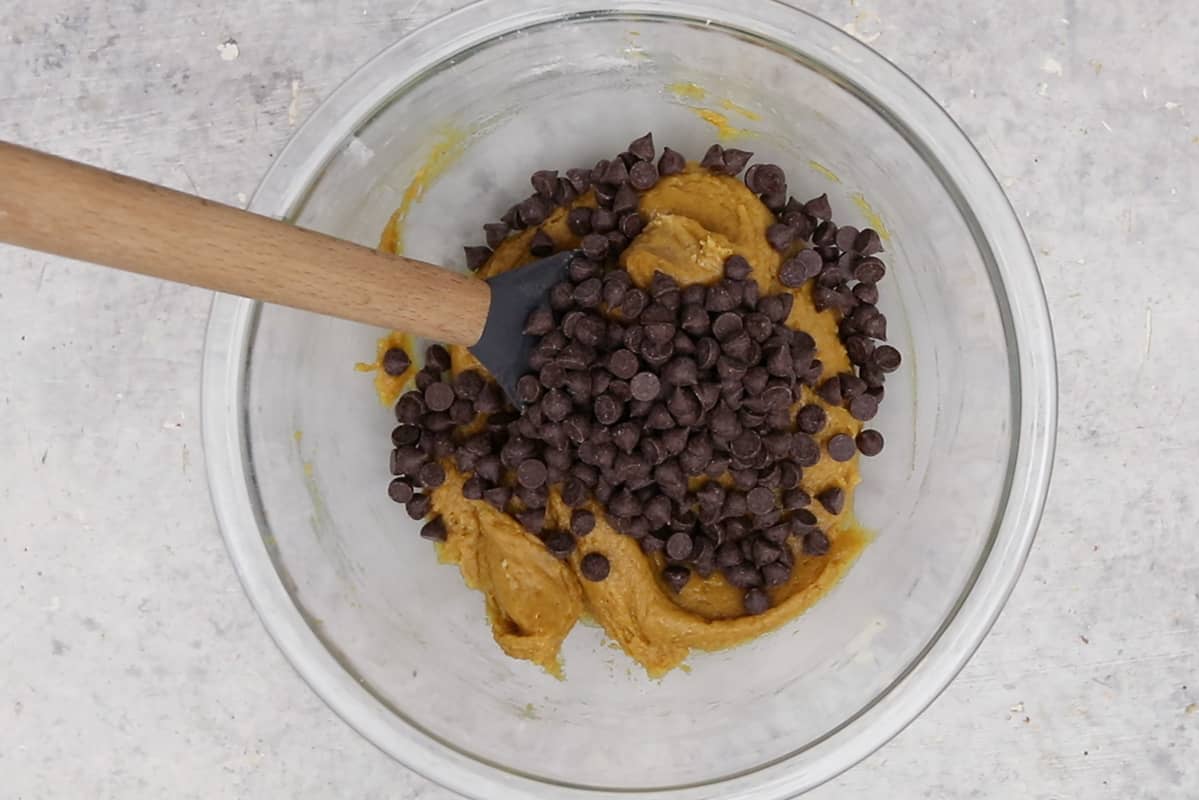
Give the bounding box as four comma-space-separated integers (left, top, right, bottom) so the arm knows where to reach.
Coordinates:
468, 250, 577, 406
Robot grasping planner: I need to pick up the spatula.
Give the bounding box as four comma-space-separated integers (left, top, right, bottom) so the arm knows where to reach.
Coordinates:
0, 140, 575, 403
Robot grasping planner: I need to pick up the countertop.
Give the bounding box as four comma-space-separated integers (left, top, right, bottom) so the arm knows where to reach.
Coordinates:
2, 1, 1196, 797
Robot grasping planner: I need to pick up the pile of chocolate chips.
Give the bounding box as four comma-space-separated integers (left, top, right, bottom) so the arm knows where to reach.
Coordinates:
382, 134, 900, 615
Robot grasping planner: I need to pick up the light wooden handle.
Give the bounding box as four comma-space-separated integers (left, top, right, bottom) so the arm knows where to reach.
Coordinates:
0, 141, 490, 344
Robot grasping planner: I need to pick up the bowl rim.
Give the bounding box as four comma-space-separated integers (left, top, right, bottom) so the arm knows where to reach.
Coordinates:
201, 1, 1058, 797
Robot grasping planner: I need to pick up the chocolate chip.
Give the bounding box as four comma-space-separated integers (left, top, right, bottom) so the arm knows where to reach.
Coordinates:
766, 223, 797, 252
738, 587, 767, 618
540, 530, 573, 559
762, 561, 790, 588
856, 429, 885, 456
388, 477, 415, 504
725, 562, 763, 588
853, 257, 886, 284
530, 230, 555, 257
594, 394, 623, 425
803, 529, 830, 556
571, 277, 602, 308
663, 564, 691, 592
834, 224, 860, 253
418, 380, 455, 414
479, 485, 510, 511
612, 183, 639, 215
700, 144, 726, 171
817, 378, 843, 406
377, 346, 411, 378
581, 552, 611, 581
849, 392, 879, 421
748, 163, 786, 195
873, 345, 902, 373
405, 491, 433, 520
862, 312, 888, 341
793, 404, 826, 435
659, 147, 685, 176
791, 434, 821, 467
853, 282, 879, 306
752, 538, 782, 567
464, 245, 494, 272
418, 516, 447, 541
630, 372, 661, 402
580, 232, 609, 261
840, 373, 868, 401
803, 193, 832, 220
827, 433, 856, 462
570, 509, 597, 537
517, 195, 550, 227
746, 486, 774, 515
628, 160, 659, 191
723, 148, 753, 175
855, 228, 884, 255
664, 531, 693, 561
817, 487, 845, 515
413, 459, 444, 488
515, 459, 547, 489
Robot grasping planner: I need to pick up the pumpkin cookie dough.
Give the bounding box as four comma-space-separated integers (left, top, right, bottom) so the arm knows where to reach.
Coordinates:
375, 135, 899, 677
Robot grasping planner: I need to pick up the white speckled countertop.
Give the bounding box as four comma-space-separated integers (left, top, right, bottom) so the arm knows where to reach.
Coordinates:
2, 1, 1197, 797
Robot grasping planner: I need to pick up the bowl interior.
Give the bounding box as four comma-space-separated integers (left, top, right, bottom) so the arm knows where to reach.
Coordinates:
236, 10, 1013, 793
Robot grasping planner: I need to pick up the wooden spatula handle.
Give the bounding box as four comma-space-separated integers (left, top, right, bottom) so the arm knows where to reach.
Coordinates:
0, 141, 490, 345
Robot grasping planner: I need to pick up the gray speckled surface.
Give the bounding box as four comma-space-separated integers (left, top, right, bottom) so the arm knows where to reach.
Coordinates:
2, 1, 1197, 797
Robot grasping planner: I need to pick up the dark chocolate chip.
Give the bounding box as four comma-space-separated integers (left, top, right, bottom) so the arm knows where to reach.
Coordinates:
873, 345, 902, 373
849, 392, 879, 421
563, 508, 594, 537
791, 434, 821, 467
722, 148, 753, 175
665, 531, 694, 561
840, 373, 868, 401
594, 394, 623, 425
581, 552, 611, 581
797, 404, 827, 435
612, 183, 639, 215
659, 147, 686, 176
853, 282, 880, 306
580, 232, 610, 261
748, 163, 786, 195
516, 459, 548, 489
701, 144, 726, 171
628, 161, 659, 191
543, 530, 575, 559
817, 378, 843, 406
817, 487, 845, 515
380, 346, 412, 377
420, 516, 447, 542
803, 529, 830, 556
725, 562, 763, 589
855, 228, 884, 255
856, 429, 885, 456
630, 372, 661, 402
628, 132, 655, 161
766, 223, 797, 252
518, 195, 550, 227
803, 193, 832, 220
853, 256, 886, 284
530, 169, 558, 198
827, 433, 856, 462
746, 486, 775, 515
663, 564, 691, 592
388, 477, 415, 504
406, 492, 432, 520
464, 246, 493, 272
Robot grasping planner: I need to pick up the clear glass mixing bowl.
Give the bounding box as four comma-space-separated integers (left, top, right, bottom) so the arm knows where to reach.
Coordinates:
201, 1, 1057, 797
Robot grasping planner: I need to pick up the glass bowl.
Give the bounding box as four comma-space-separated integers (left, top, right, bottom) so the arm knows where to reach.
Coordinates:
201, 1, 1057, 797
